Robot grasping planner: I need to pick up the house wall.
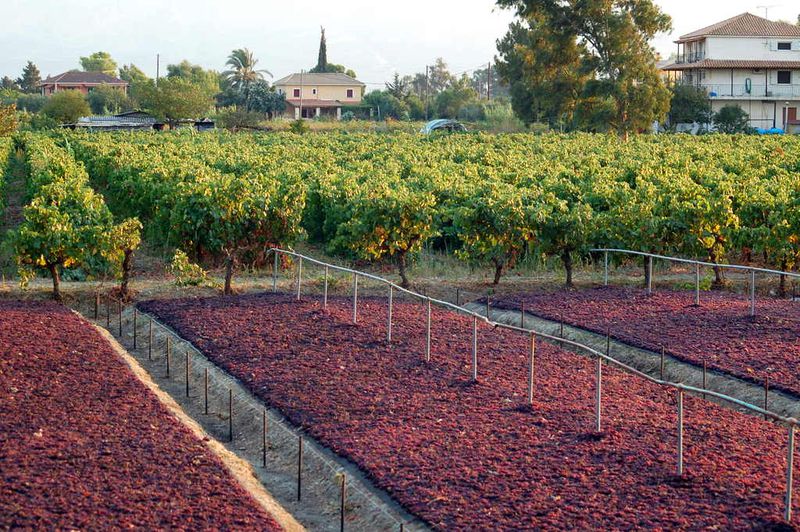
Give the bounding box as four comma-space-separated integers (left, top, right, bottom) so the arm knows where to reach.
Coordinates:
693, 68, 800, 98
705, 36, 800, 61
276, 84, 363, 102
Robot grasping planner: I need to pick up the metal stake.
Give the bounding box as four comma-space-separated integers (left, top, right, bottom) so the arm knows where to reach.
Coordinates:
185, 351, 190, 398
425, 298, 432, 362
560, 315, 564, 338
694, 263, 701, 306
166, 336, 171, 378
297, 436, 303, 501
595, 356, 602, 433
94, 293, 99, 319
228, 388, 233, 442
323, 266, 329, 309
387, 285, 393, 342
148, 319, 153, 360
262, 409, 268, 468
106, 296, 110, 327
702, 360, 707, 399
118, 299, 122, 336
204, 368, 209, 415
786, 425, 795, 522
520, 302, 525, 328
603, 251, 609, 286
660, 346, 665, 380
471, 317, 478, 382
677, 389, 684, 477
340, 473, 347, 532
133, 309, 138, 349
647, 255, 653, 295
528, 333, 535, 406
296, 257, 302, 300
272, 251, 278, 292
352, 274, 358, 323
486, 292, 490, 318
765, 376, 770, 421
750, 269, 756, 317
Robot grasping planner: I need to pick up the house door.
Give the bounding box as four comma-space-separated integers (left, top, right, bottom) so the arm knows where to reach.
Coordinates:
789, 107, 797, 122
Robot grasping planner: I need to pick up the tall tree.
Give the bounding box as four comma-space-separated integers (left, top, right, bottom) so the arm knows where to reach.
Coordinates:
166, 60, 221, 96
315, 27, 328, 72
80, 51, 118, 76
223, 48, 271, 109
143, 77, 215, 126
119, 64, 149, 84
496, 18, 586, 126
1, 76, 20, 91
496, 0, 672, 138
17, 61, 41, 93
385, 72, 410, 99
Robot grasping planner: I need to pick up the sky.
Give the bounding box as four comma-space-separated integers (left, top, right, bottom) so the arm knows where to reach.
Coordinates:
1, 0, 799, 88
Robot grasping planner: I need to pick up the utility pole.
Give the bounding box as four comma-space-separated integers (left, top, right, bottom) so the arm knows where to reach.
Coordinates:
155, 53, 160, 87
299, 69, 304, 119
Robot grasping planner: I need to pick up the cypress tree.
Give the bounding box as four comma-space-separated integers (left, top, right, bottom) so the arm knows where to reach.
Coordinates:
316, 27, 328, 72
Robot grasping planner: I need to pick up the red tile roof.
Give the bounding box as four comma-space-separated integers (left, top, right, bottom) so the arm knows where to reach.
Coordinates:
40, 71, 128, 86
677, 13, 800, 43
662, 59, 800, 70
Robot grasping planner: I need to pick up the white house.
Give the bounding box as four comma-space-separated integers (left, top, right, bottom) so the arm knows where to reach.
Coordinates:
662, 12, 800, 131
274, 72, 366, 120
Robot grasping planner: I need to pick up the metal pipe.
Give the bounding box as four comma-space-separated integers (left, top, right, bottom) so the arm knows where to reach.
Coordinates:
352, 274, 358, 324
677, 389, 684, 477
471, 317, 478, 382
528, 333, 535, 406
273, 252, 278, 292
595, 356, 602, 433
340, 473, 347, 532
425, 298, 432, 362
750, 269, 756, 317
786, 425, 795, 522
228, 388, 233, 442
296, 257, 302, 301
387, 285, 393, 342
185, 351, 190, 397
297, 436, 303, 501
264, 248, 800, 427
262, 409, 268, 468
149, 319, 153, 360
323, 266, 329, 309
695, 263, 701, 306
133, 308, 137, 349
647, 256, 653, 295
603, 251, 609, 286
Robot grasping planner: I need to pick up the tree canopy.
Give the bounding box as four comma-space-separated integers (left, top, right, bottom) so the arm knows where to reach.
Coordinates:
80, 51, 118, 76
496, 0, 672, 136
17, 61, 41, 94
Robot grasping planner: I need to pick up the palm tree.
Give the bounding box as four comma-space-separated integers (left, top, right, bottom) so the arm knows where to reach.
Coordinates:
223, 48, 272, 108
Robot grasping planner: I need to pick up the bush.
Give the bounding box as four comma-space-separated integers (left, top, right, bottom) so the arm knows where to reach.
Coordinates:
215, 106, 263, 130
169, 250, 209, 287
16, 94, 47, 113
713, 105, 751, 134
41, 90, 90, 124
289, 119, 310, 134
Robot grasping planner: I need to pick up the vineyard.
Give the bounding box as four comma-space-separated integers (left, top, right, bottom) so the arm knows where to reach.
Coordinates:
60, 130, 800, 292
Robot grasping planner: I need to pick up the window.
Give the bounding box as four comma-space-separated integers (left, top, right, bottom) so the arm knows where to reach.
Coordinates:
346, 88, 354, 98
293, 88, 301, 98
777, 42, 792, 51
777, 71, 791, 84
312, 88, 317, 95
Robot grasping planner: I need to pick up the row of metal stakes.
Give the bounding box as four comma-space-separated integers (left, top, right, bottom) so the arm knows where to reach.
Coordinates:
101, 301, 408, 532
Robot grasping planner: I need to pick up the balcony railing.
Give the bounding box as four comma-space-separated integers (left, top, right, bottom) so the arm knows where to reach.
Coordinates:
675, 52, 705, 64
698, 83, 800, 99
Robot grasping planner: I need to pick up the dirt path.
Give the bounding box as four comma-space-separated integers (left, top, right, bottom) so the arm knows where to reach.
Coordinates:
89, 304, 426, 532
463, 302, 800, 421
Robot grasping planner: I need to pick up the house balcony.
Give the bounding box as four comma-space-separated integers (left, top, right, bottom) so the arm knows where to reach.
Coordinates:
690, 83, 800, 100
675, 52, 706, 64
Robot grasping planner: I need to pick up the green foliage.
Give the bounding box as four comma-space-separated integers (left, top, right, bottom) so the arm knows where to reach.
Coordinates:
669, 85, 712, 126
169, 249, 209, 287
16, 61, 41, 94
15, 94, 47, 113
141, 77, 215, 125
713, 105, 751, 134
0, 104, 17, 136
364, 90, 408, 120
435, 76, 478, 119
80, 51, 118, 76
166, 60, 221, 96
496, 0, 672, 136
215, 107, 263, 130
88, 84, 132, 114
41, 90, 90, 124
289, 119, 309, 134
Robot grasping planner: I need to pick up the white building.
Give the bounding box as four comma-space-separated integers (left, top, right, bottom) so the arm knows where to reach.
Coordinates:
662, 12, 800, 131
